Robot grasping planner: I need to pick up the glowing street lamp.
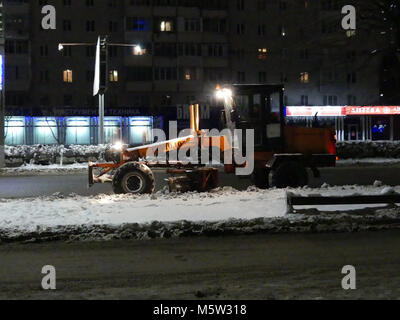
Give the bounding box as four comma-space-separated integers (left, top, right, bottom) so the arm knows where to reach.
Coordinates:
216, 87, 233, 100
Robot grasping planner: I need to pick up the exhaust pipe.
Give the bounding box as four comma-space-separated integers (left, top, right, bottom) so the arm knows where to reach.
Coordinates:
194, 104, 200, 132
190, 104, 196, 132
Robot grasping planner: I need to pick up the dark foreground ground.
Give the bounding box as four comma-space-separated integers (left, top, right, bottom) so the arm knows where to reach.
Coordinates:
0, 230, 399, 300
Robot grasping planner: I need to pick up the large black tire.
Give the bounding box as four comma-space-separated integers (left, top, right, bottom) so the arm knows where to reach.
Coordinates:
252, 168, 270, 189
270, 161, 308, 188
112, 162, 155, 195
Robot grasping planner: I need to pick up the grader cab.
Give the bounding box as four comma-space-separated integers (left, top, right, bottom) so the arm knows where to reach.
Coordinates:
217, 84, 337, 188
88, 84, 337, 194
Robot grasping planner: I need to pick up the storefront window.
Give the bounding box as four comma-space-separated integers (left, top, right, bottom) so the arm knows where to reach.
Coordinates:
66, 117, 90, 145
129, 117, 153, 146
33, 118, 59, 145
104, 117, 122, 144
5, 117, 25, 145
371, 117, 390, 141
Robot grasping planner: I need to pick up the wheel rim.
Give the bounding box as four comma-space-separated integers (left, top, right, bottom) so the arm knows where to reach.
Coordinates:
123, 173, 144, 193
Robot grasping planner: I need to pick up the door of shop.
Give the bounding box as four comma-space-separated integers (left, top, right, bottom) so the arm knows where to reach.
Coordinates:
348, 124, 359, 141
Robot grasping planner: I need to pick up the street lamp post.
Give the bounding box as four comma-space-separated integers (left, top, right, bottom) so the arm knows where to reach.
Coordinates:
0, 65, 4, 168
58, 36, 140, 145
0, 57, 4, 168
0, 1, 5, 168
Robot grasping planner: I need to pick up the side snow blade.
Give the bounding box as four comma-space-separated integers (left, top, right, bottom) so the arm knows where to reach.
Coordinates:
88, 164, 94, 188
287, 192, 400, 214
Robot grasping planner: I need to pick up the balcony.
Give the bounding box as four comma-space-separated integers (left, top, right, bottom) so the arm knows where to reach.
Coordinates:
179, 80, 203, 92
203, 56, 228, 68
6, 78, 31, 91
126, 81, 153, 92
124, 54, 153, 67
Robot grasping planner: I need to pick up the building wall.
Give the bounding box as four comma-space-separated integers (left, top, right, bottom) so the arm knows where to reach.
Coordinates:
3, 0, 383, 121
228, 0, 381, 107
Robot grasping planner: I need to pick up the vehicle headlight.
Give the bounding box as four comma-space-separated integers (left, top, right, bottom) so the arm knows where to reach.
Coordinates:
113, 141, 123, 152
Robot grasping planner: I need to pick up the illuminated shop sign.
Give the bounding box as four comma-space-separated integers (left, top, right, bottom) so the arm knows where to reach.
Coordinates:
286, 106, 400, 117
286, 106, 344, 117
345, 106, 400, 115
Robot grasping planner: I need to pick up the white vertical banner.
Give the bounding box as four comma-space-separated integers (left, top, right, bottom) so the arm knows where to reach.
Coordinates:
93, 36, 100, 96
0, 54, 5, 168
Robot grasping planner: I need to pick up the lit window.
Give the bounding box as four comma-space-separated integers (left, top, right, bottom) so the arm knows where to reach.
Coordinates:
300, 72, 309, 83
63, 69, 73, 83
160, 20, 173, 32
258, 48, 268, 60
185, 71, 191, 80
109, 70, 118, 82
280, 26, 286, 37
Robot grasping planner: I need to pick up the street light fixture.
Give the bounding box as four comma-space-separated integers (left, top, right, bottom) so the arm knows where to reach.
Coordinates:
58, 42, 96, 51
215, 87, 233, 100
57, 37, 141, 145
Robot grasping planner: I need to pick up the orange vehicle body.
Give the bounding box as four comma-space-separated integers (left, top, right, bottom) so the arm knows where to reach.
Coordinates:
284, 126, 337, 156
89, 84, 337, 192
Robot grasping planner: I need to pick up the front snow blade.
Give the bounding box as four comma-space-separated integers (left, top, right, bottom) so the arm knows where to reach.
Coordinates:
88, 164, 94, 188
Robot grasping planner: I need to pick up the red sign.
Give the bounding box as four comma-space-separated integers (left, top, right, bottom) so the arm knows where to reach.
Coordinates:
345, 106, 400, 115
286, 106, 400, 117
286, 106, 344, 117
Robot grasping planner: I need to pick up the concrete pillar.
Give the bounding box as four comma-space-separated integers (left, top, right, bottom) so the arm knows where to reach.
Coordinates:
390, 115, 394, 141
368, 116, 372, 140
340, 117, 345, 141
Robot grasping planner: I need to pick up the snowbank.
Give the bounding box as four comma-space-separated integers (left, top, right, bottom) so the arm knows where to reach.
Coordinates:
0, 163, 88, 176
337, 158, 400, 166
0, 185, 399, 242
5, 144, 108, 166
337, 141, 400, 159
4, 141, 400, 168
0, 187, 286, 231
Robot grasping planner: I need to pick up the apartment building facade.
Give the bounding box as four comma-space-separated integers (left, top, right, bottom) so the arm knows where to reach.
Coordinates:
3, 0, 391, 144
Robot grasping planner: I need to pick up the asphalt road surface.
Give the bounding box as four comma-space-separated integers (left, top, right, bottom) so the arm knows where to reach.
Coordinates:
0, 230, 399, 299
1, 164, 400, 199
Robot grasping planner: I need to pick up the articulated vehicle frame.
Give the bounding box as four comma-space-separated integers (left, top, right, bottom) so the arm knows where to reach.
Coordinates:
89, 104, 236, 194
89, 84, 337, 194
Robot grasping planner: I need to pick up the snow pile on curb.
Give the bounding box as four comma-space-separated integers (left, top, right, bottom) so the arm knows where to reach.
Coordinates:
337, 141, 400, 159
0, 163, 88, 176
2, 210, 399, 243
5, 144, 108, 158
1, 185, 400, 243
4, 141, 400, 169
337, 158, 400, 166
5, 145, 109, 166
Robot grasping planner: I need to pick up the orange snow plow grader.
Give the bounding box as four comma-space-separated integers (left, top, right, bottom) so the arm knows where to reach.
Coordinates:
88, 84, 337, 194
